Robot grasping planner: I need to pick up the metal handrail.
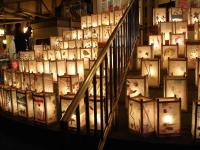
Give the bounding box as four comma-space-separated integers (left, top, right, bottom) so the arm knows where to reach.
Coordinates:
61, 0, 136, 122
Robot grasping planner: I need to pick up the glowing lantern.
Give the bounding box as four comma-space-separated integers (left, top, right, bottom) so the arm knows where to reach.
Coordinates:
68, 48, 78, 60
77, 29, 83, 40
63, 30, 71, 41
43, 73, 54, 93
164, 76, 187, 111
81, 48, 92, 68
68, 40, 76, 49
128, 95, 155, 135
19, 51, 35, 60
81, 16, 87, 29
49, 61, 57, 81
102, 12, 110, 25
76, 40, 82, 49
28, 60, 37, 73
23, 60, 29, 72
92, 39, 98, 48
156, 97, 181, 136
30, 73, 35, 91
153, 8, 166, 25
63, 41, 68, 49
60, 95, 85, 128
92, 48, 98, 59
186, 43, 200, 69
61, 49, 68, 60
16, 90, 34, 119
168, 58, 187, 76
175, 21, 188, 39
98, 14, 102, 26
87, 15, 92, 28
56, 60, 66, 76
36, 61, 44, 73
15, 71, 23, 89
136, 45, 153, 70
169, 8, 183, 22
76, 60, 85, 82
101, 26, 111, 43
91, 14, 98, 27
170, 33, 185, 56
34, 47, 43, 60
47, 50, 56, 60
44, 60, 50, 73
114, 10, 123, 24
162, 45, 178, 69
160, 22, 174, 45
32, 93, 57, 124
71, 30, 77, 40
34, 73, 44, 93
22, 73, 30, 91
43, 50, 48, 60
83, 39, 92, 48
91, 27, 100, 39
149, 35, 162, 57
50, 36, 63, 50
55, 50, 61, 60
4, 70, 13, 86
141, 58, 160, 87
18, 60, 24, 72
190, 8, 200, 24
83, 29, 92, 39
66, 60, 76, 75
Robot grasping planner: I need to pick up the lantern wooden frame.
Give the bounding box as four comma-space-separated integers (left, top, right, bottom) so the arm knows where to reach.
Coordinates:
168, 58, 188, 76
153, 8, 166, 25
156, 97, 181, 136
149, 34, 163, 57
164, 76, 187, 111
32, 92, 57, 124
128, 95, 155, 135
141, 58, 160, 87
169, 8, 183, 22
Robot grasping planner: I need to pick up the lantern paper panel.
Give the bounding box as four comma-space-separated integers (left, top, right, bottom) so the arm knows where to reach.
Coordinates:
164, 76, 187, 111
149, 35, 162, 56
47, 50, 56, 61
156, 97, 181, 136
66, 60, 76, 75
102, 12, 110, 26
35, 74, 44, 93
34, 48, 43, 60
68, 49, 78, 60
61, 49, 68, 60
162, 45, 178, 69
43, 50, 48, 60
81, 16, 87, 29
49, 61, 57, 81
57, 60, 66, 76
77, 30, 83, 40
196, 58, 200, 86
23, 60, 29, 73
194, 22, 200, 40
109, 11, 114, 25
128, 96, 155, 135
30, 73, 35, 91
160, 22, 174, 44
153, 8, 166, 25
92, 48, 99, 59
63, 41, 68, 49
4, 70, 13, 86
29, 60, 37, 73
19, 51, 35, 60
76, 60, 85, 82
81, 48, 92, 60
98, 14, 102, 26
141, 58, 160, 87
170, 33, 185, 56
44, 60, 50, 73
22, 73, 30, 91
55, 50, 61, 60
169, 8, 183, 22
87, 15, 92, 28
50, 36, 63, 50
84, 29, 92, 39
168, 58, 187, 76
63, 30, 71, 41
43, 74, 54, 93
33, 95, 45, 122
15, 72, 23, 89
92, 27, 100, 39
76, 40, 83, 49
190, 8, 200, 24
114, 10, 123, 24
186, 44, 200, 69
101, 26, 112, 43
71, 30, 77, 40
61, 95, 85, 128
36, 61, 44, 73
136, 45, 152, 70
175, 21, 188, 39
91, 14, 98, 27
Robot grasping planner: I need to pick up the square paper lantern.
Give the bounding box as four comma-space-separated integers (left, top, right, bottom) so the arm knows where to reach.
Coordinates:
196, 58, 200, 86
58, 75, 79, 95
160, 22, 174, 44
50, 36, 63, 50
164, 76, 187, 111
77, 30, 83, 40
83, 39, 92, 48
43, 50, 48, 60
153, 8, 166, 25
34, 47, 43, 60
168, 58, 187, 76
68, 40, 76, 49
128, 96, 155, 135
68, 49, 77, 60
30, 73, 35, 91
141, 58, 160, 87
76, 40, 83, 49
190, 8, 200, 24
44, 60, 50, 73
156, 97, 181, 136
71, 30, 77, 40
61, 49, 68, 60
16, 90, 34, 119
60, 95, 85, 129
175, 21, 188, 39
149, 35, 162, 57
36, 61, 44, 73
101, 12, 110, 25
63, 41, 68, 49
34, 73, 44, 93
81, 16, 87, 29
83, 29, 92, 39
19, 51, 35, 60
170, 33, 185, 56
56, 60, 66, 76
47, 50, 56, 60
22, 73, 30, 91
32, 93, 57, 124
92, 38, 98, 48
162, 45, 178, 69
114, 9, 123, 24
55, 50, 61, 60
169, 8, 183, 22
76, 60, 85, 82
15, 71, 23, 89
186, 43, 200, 69
66, 60, 77, 75
63, 30, 71, 41
43, 73, 54, 93
136, 45, 153, 70
91, 14, 98, 27
109, 11, 114, 25
49, 61, 57, 81
28, 60, 37, 73
4, 69, 13, 86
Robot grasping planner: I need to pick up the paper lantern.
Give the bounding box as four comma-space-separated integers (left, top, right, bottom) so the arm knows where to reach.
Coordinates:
92, 48, 98, 59
68, 48, 78, 60
156, 97, 181, 136
168, 58, 187, 76
76, 60, 85, 82
153, 8, 166, 25
23, 60, 29, 72
63, 41, 68, 49
22, 73, 30, 91
149, 35, 162, 57
43, 73, 54, 93
128, 95, 155, 135
16, 90, 34, 119
18, 60, 24, 72
77, 30, 83, 40
81, 16, 87, 29
141, 58, 160, 87
60, 95, 85, 129
175, 21, 188, 39
34, 47, 43, 60
97, 14, 102, 26
32, 93, 57, 124
186, 43, 200, 69
83, 39, 92, 48
50, 36, 63, 50
44, 60, 50, 73
190, 8, 200, 24
102, 12, 110, 25
61, 49, 68, 60
164, 76, 187, 111
15, 71, 23, 89
83, 29, 92, 39
169, 8, 183, 22
91, 27, 100, 39
58, 75, 79, 96
109, 11, 114, 25
196, 58, 200, 86
71, 30, 77, 40
81, 48, 92, 69
34, 73, 44, 93
55, 50, 61, 60
36, 61, 44, 73
76, 40, 83, 48
4, 69, 13, 86
43, 50, 48, 60
68, 40, 76, 49
66, 60, 76, 75
49, 61, 57, 81
28, 60, 37, 73
87, 15, 92, 28
92, 38, 98, 48
63, 30, 71, 41
162, 45, 178, 69
101, 25, 111, 43
19, 51, 35, 60
56, 60, 66, 76
30, 73, 35, 91
136, 45, 153, 70
160, 22, 174, 45
91, 14, 98, 27
47, 50, 56, 60
170, 33, 185, 56
114, 10, 123, 24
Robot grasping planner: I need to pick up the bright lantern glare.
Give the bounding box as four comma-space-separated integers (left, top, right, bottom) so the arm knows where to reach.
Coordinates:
23, 27, 28, 33
163, 114, 173, 124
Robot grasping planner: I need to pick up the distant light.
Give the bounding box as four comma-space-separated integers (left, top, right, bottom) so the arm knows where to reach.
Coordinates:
23, 27, 28, 33
0, 29, 5, 36
3, 39, 7, 44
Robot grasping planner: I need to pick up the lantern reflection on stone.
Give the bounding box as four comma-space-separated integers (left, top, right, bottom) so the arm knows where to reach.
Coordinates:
32, 93, 57, 124
170, 33, 185, 56
153, 8, 166, 25
50, 36, 63, 50
128, 95, 155, 135
136, 45, 152, 70
164, 76, 187, 111
16, 90, 33, 119
149, 35, 162, 57
186, 43, 200, 69
66, 60, 76, 75
162, 44, 178, 69
169, 8, 183, 22
175, 21, 188, 39
49, 61, 57, 81
156, 97, 181, 136
56, 60, 66, 76
168, 58, 187, 76
160, 22, 173, 45
43, 73, 54, 93
141, 58, 160, 87
28, 60, 37, 73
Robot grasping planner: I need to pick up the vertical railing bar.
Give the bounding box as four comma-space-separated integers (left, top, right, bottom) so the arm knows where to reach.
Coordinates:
113, 38, 117, 98
109, 45, 113, 113
93, 74, 98, 134
117, 30, 121, 84
76, 105, 81, 133
105, 53, 109, 125
85, 88, 90, 135
120, 25, 123, 76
